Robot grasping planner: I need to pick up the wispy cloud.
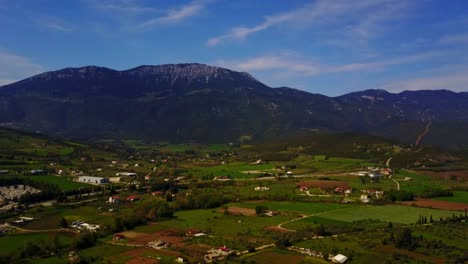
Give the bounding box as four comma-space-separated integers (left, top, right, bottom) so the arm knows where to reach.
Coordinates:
138, 0, 209, 29
440, 33, 468, 45
207, 0, 406, 46
38, 16, 73, 32
0, 51, 44, 86
94, 0, 159, 14
216, 51, 442, 76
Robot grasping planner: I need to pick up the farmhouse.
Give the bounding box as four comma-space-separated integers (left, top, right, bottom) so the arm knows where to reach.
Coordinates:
331, 254, 348, 263
108, 195, 121, 203
186, 228, 206, 237
147, 240, 168, 249
77, 176, 109, 184
30, 169, 45, 175
213, 176, 232, 181
368, 172, 382, 179
126, 195, 140, 202
380, 168, 393, 175
71, 221, 101, 232
113, 234, 125, 241
116, 172, 137, 177
204, 246, 235, 262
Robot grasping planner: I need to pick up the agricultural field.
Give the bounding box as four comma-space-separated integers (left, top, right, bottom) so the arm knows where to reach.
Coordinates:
233, 201, 351, 216
302, 205, 456, 224
434, 191, 468, 204
0, 232, 74, 257
291, 155, 376, 173
20, 175, 91, 191
187, 162, 275, 179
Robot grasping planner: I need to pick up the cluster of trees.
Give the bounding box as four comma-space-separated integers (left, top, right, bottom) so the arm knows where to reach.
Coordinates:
419, 188, 453, 198
384, 190, 414, 201
174, 190, 228, 210
111, 200, 174, 233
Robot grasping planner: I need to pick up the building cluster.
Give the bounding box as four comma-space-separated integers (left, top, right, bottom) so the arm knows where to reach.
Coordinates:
204, 246, 236, 262
11, 216, 34, 225
254, 186, 270, 191
147, 240, 168, 249
70, 220, 101, 232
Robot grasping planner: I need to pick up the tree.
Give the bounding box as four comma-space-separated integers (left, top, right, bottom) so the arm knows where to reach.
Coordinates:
157, 202, 174, 218
255, 206, 268, 216
59, 217, 68, 228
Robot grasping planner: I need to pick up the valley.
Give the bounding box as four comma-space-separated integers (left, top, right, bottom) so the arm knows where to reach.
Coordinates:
0, 128, 467, 263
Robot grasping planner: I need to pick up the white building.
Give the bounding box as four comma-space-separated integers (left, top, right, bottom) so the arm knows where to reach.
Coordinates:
332, 254, 348, 263
77, 176, 109, 184
115, 172, 137, 177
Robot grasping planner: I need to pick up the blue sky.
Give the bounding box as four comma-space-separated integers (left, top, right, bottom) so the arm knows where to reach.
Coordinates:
0, 0, 467, 96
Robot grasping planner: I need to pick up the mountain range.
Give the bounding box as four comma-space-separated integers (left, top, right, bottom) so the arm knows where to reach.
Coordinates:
0, 63, 467, 148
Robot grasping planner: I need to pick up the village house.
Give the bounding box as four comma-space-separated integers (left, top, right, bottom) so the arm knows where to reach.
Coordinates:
30, 169, 45, 175
176, 256, 188, 263
331, 254, 348, 263
254, 186, 270, 191
126, 195, 140, 202
213, 176, 232, 181
147, 240, 168, 249
360, 194, 370, 203
113, 234, 125, 241
186, 228, 206, 237
116, 172, 137, 177
108, 195, 121, 204
380, 168, 393, 175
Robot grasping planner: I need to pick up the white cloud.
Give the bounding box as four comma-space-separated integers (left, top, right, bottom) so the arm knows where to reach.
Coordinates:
207, 0, 406, 46
138, 0, 209, 29
380, 70, 468, 92
216, 51, 442, 76
440, 33, 468, 45
0, 51, 44, 86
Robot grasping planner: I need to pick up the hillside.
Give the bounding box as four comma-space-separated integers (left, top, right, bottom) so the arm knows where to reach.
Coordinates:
1, 63, 467, 148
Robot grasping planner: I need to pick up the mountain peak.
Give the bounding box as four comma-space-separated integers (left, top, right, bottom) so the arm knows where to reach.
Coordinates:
124, 63, 258, 83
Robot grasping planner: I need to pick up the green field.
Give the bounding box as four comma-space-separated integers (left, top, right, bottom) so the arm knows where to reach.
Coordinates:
292, 155, 375, 173
133, 208, 294, 237
0, 233, 74, 256
310, 205, 455, 224
21, 175, 91, 191
434, 191, 468, 204
234, 201, 351, 215
59, 206, 116, 226
189, 162, 275, 179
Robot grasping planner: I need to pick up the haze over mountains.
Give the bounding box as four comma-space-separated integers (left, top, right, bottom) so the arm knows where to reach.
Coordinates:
0, 63, 467, 148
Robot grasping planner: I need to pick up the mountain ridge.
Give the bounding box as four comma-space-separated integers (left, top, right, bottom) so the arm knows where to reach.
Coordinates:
0, 63, 467, 148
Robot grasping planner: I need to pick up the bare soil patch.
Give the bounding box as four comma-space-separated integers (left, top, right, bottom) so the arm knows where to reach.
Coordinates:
124, 248, 159, 264
129, 230, 185, 247
401, 199, 468, 211
120, 231, 147, 239
220, 207, 256, 216
296, 180, 349, 189
376, 245, 445, 264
